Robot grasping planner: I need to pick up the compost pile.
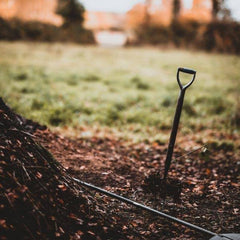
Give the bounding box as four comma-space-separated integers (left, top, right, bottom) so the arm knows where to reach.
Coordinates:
0, 98, 131, 240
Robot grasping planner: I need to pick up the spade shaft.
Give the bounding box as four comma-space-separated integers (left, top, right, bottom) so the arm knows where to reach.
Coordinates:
163, 68, 196, 179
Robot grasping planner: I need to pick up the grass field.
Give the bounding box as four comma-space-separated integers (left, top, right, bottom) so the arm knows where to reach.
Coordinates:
0, 42, 239, 141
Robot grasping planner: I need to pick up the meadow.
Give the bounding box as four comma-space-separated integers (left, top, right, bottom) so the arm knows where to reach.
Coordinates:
0, 42, 239, 142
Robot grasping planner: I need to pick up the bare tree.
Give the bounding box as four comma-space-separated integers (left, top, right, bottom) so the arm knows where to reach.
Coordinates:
212, 0, 232, 20
144, 0, 152, 26
172, 0, 181, 21
56, 0, 85, 27
212, 0, 221, 19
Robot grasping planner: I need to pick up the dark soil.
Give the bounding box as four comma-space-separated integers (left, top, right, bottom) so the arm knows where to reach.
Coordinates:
1, 97, 240, 239
37, 126, 240, 239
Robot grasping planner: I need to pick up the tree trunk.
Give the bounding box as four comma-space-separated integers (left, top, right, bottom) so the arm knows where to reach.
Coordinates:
172, 0, 181, 21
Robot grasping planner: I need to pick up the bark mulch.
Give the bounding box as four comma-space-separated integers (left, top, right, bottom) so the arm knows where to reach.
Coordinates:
0, 97, 239, 239
37, 121, 240, 239
0, 98, 135, 240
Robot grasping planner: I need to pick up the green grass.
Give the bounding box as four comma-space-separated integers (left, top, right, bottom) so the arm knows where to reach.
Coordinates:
0, 42, 239, 141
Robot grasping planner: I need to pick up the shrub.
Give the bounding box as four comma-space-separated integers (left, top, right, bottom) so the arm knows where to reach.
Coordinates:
134, 24, 171, 45
131, 18, 240, 54
170, 20, 201, 48
0, 17, 95, 44
0, 17, 21, 40
57, 25, 95, 44
201, 20, 240, 54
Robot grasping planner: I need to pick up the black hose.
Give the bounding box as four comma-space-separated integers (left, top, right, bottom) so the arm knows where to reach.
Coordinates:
72, 177, 218, 237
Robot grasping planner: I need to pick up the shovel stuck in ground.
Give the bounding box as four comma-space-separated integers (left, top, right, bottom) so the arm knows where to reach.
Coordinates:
144, 68, 196, 201
163, 67, 196, 179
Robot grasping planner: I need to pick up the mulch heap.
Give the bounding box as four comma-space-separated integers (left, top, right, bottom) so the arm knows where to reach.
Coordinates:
0, 97, 133, 240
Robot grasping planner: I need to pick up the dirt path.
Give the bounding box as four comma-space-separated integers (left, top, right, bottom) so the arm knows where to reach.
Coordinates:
35, 128, 240, 240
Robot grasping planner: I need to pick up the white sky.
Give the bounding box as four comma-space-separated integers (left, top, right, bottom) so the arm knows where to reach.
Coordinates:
80, 0, 240, 21
80, 0, 144, 13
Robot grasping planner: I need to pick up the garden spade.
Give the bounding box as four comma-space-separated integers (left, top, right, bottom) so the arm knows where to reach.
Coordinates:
163, 67, 196, 180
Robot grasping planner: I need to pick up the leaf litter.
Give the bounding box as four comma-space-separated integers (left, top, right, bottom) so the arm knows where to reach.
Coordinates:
0, 97, 240, 239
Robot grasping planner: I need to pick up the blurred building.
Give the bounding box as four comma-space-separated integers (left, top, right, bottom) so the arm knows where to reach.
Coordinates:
0, 0, 212, 30
0, 0, 62, 25
126, 0, 212, 29
126, 0, 173, 28
181, 0, 212, 22
84, 11, 125, 31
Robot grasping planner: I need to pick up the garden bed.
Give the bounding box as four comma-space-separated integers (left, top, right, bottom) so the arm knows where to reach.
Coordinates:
0, 98, 239, 239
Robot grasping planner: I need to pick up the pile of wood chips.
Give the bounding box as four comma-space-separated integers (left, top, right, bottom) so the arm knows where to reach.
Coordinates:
0, 98, 131, 240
